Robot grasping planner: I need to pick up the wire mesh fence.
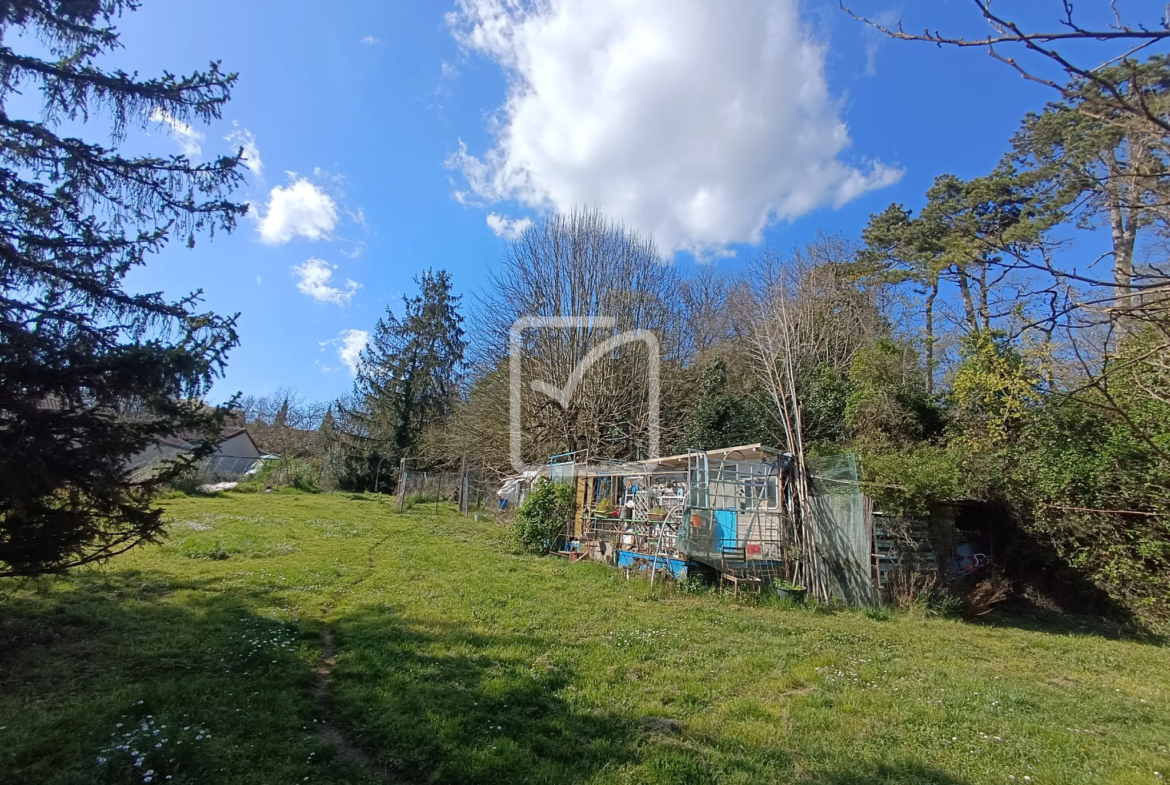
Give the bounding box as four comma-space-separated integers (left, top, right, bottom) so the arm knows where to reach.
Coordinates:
808, 453, 874, 606
395, 466, 499, 514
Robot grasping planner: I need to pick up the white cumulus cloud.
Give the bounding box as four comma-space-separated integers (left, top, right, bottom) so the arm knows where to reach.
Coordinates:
486, 212, 533, 240
320, 329, 370, 375
292, 258, 360, 305
446, 0, 902, 256
149, 108, 203, 158
338, 329, 369, 375
225, 128, 263, 177
361, 35, 380, 45
257, 177, 339, 245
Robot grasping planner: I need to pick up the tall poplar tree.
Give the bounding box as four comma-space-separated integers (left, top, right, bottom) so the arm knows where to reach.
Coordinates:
0, 1, 247, 576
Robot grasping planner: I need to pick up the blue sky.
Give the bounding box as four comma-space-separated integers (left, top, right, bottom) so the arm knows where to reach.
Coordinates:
104, 0, 1090, 403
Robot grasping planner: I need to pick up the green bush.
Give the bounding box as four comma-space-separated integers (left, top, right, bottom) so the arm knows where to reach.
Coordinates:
167, 468, 207, 495
511, 478, 575, 554
250, 456, 320, 493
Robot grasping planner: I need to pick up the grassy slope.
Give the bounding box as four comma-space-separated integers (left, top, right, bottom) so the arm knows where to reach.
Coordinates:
0, 491, 1167, 785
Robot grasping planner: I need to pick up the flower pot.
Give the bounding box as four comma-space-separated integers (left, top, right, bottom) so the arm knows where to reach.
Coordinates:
648, 513, 666, 522
776, 586, 807, 603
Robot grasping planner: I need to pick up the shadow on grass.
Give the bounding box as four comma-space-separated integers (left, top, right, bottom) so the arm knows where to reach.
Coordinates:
976, 594, 1166, 644
1, 571, 981, 785
326, 605, 975, 785
803, 764, 970, 784
0, 570, 376, 785
327, 603, 638, 784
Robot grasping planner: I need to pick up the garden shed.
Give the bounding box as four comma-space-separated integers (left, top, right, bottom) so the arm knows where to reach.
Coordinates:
553, 445, 803, 593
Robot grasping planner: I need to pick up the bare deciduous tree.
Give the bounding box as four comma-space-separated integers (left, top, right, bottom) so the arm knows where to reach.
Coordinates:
236, 388, 328, 457
749, 237, 883, 599
474, 207, 683, 466
842, 1, 1170, 134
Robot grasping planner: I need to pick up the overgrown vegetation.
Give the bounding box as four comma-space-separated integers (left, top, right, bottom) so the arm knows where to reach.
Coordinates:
257, 199, 1170, 624
249, 456, 320, 493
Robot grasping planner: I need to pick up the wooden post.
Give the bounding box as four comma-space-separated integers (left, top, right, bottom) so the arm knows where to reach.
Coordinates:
460, 456, 469, 516
396, 457, 407, 512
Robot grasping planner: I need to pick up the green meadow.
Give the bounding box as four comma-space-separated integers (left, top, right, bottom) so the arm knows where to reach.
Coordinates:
1, 491, 1167, 784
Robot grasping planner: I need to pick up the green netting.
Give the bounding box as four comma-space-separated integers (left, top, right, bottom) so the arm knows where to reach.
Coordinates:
809, 454, 874, 605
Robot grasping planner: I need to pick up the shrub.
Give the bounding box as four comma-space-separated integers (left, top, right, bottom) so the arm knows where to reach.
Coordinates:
862, 605, 893, 621
167, 468, 208, 495
511, 478, 575, 554
251, 456, 320, 492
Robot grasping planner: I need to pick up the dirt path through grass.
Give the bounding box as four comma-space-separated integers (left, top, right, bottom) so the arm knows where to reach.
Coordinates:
313, 529, 398, 781
315, 623, 388, 777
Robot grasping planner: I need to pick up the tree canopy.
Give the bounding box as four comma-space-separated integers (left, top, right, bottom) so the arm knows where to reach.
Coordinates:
0, 1, 246, 576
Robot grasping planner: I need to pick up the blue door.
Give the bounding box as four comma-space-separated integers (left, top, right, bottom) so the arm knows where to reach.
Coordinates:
714, 510, 738, 552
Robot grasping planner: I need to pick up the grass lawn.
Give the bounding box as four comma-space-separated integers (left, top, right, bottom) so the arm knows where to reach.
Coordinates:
1, 491, 1168, 784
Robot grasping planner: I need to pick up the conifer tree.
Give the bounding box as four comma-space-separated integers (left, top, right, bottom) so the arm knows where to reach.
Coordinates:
0, 1, 247, 576
351, 270, 465, 475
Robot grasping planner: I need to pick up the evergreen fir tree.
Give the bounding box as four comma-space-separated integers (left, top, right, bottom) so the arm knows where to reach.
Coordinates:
0, 2, 247, 576
350, 270, 465, 477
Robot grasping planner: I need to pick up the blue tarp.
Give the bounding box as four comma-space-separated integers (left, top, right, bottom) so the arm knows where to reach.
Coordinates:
616, 549, 693, 580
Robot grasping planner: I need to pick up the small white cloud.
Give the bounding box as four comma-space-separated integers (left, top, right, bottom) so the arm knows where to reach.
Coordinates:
863, 9, 899, 77
486, 212, 533, 240
149, 108, 203, 158
256, 275, 262, 286
338, 329, 369, 375
347, 206, 369, 231
441, 60, 458, 77
360, 35, 380, 45
257, 177, 339, 245
225, 128, 263, 177
312, 167, 348, 190
320, 329, 370, 375
292, 258, 360, 305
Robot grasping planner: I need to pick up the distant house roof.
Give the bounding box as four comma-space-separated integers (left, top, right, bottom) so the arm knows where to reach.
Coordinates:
127, 427, 262, 480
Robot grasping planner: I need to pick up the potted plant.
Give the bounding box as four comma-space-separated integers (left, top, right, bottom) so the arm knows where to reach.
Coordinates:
593, 498, 613, 518
648, 506, 667, 522
775, 580, 807, 603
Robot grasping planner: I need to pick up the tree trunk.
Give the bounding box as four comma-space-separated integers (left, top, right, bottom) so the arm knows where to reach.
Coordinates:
977, 263, 991, 332
1108, 151, 1136, 329
956, 267, 979, 333
924, 280, 938, 395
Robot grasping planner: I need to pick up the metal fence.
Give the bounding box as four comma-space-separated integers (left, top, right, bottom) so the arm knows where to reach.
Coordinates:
395, 467, 498, 514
